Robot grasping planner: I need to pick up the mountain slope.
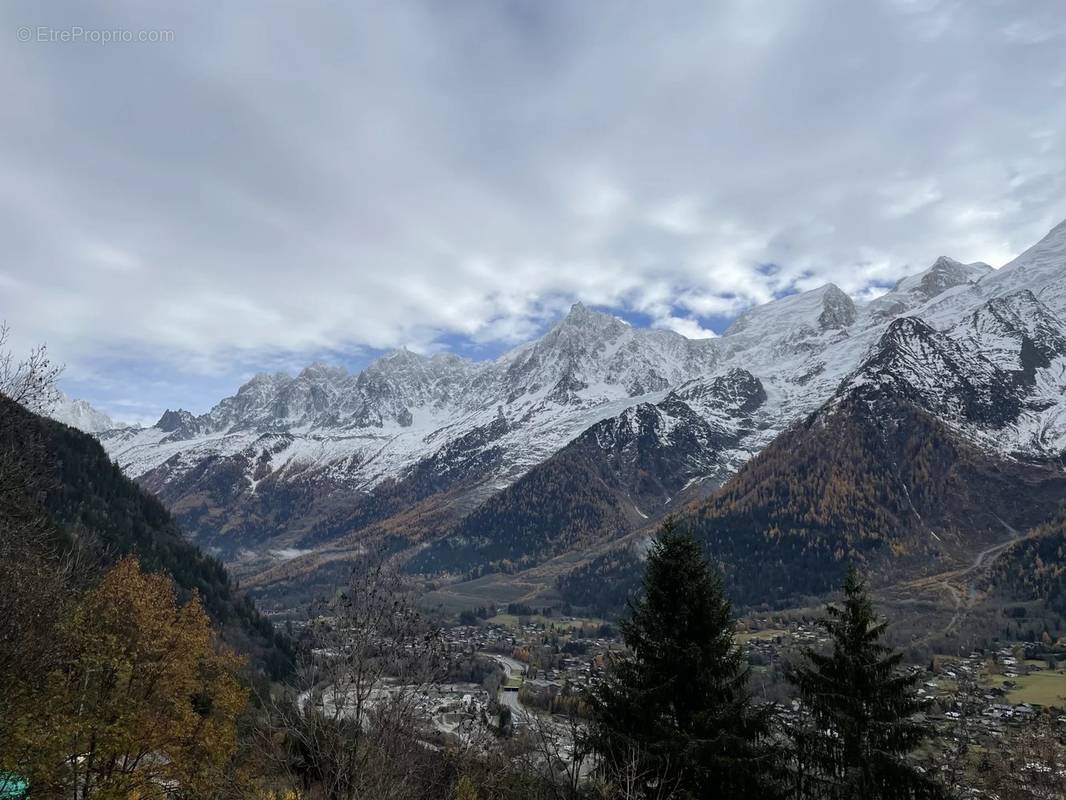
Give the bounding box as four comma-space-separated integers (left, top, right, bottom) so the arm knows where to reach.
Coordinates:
0, 394, 294, 678
100, 304, 720, 574
691, 390, 1066, 607
979, 218, 1066, 318
92, 219, 1066, 607
412, 369, 766, 576
557, 312, 1066, 611
987, 507, 1066, 617
849, 316, 1020, 426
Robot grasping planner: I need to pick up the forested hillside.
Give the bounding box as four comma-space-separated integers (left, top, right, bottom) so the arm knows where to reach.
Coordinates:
408, 435, 638, 576
559, 386, 1066, 613
689, 388, 1066, 606
989, 508, 1066, 617
0, 394, 294, 679
410, 395, 741, 577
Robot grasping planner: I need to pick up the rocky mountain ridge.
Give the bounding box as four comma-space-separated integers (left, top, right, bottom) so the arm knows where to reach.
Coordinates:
47, 392, 121, 433
85, 219, 1066, 603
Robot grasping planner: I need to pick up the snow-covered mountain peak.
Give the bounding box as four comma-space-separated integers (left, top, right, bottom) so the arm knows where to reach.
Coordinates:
965, 289, 1064, 339
47, 392, 118, 433
350, 347, 480, 422
375, 347, 427, 366
916, 256, 992, 295
363, 347, 439, 379
156, 408, 190, 429
297, 361, 350, 382
724, 283, 855, 338
245, 370, 292, 389
818, 284, 857, 330
875, 315, 941, 352
497, 303, 717, 405
88, 217, 1066, 582
548, 302, 631, 339
561, 300, 594, 321
977, 218, 1066, 317
154, 408, 203, 437
586, 388, 739, 452
864, 256, 992, 323
958, 290, 1066, 377
842, 315, 1019, 428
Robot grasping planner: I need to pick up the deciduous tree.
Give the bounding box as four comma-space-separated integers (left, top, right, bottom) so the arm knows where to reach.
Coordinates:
55, 558, 246, 799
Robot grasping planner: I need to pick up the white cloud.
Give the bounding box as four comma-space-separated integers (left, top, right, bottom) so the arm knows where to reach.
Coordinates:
655, 315, 718, 340
82, 243, 142, 273
648, 196, 705, 235
880, 178, 943, 219
0, 0, 1064, 413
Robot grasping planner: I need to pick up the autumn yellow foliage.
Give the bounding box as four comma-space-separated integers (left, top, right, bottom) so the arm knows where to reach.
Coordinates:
2, 557, 247, 799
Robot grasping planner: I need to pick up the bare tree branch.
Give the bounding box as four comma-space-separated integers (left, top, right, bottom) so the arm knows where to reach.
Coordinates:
0, 320, 63, 412
258, 558, 446, 800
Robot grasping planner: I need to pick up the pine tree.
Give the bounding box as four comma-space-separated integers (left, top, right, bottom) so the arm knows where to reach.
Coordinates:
789, 568, 945, 799
589, 519, 775, 799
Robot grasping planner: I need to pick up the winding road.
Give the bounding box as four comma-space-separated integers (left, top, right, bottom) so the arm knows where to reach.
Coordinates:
480, 652, 531, 719
907, 518, 1032, 635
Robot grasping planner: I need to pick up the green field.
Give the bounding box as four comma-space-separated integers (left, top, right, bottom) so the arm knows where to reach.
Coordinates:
736, 627, 788, 643
982, 670, 1066, 707
1006, 672, 1066, 706
929, 677, 958, 693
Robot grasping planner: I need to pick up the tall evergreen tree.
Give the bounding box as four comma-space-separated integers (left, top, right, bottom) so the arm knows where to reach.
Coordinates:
788, 568, 945, 799
588, 519, 775, 799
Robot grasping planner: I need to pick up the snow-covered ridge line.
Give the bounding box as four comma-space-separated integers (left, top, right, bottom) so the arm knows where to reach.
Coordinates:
84, 218, 1066, 564
47, 392, 122, 434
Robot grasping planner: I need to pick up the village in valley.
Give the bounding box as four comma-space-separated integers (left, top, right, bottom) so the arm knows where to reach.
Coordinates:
286, 601, 1066, 785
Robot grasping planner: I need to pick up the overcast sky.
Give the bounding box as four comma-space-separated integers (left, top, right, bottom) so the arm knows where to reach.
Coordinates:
2, 0, 1066, 422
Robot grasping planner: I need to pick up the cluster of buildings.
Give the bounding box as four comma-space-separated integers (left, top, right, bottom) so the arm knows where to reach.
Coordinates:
922, 647, 1064, 733
743, 628, 1066, 741
308, 607, 1066, 770
441, 621, 523, 656
443, 619, 615, 690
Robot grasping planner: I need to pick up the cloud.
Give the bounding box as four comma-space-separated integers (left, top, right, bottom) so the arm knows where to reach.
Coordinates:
1, 0, 1065, 417
655, 315, 718, 340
